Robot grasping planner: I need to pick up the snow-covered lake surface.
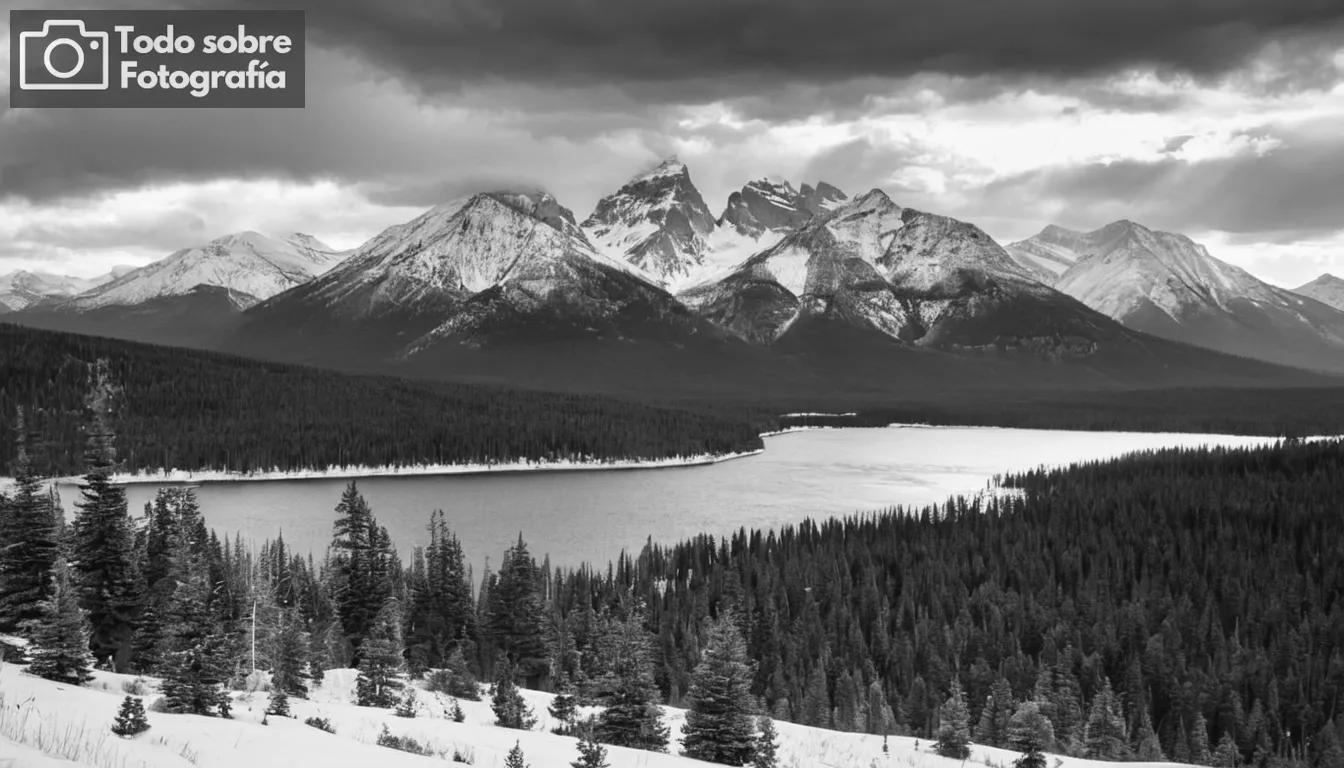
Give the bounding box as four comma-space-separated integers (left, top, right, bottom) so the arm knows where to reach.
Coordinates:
54, 426, 1281, 571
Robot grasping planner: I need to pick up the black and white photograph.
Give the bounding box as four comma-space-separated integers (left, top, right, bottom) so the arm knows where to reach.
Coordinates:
1, 1, 1343, 766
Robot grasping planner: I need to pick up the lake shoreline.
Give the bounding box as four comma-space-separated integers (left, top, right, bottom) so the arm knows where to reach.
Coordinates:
6, 447, 766, 490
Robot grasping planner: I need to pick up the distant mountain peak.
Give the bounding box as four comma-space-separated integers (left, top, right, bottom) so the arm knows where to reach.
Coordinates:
1292, 273, 1344, 313
718, 177, 849, 238
582, 157, 716, 287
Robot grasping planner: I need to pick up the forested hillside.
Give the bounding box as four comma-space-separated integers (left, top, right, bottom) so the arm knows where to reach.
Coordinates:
0, 323, 762, 477
4, 406, 1341, 766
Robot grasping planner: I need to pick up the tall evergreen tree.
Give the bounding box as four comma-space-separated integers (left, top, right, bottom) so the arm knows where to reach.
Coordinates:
594, 608, 668, 752
1212, 731, 1240, 767
329, 482, 393, 663
487, 534, 549, 686
0, 409, 59, 634
1083, 678, 1130, 760
935, 680, 972, 759
1134, 707, 1164, 761
70, 363, 141, 672
22, 557, 95, 685
1007, 700, 1054, 759
682, 612, 758, 766
355, 598, 404, 707
271, 608, 310, 698
158, 527, 231, 717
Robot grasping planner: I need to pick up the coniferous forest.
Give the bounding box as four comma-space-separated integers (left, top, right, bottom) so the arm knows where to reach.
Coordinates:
0, 323, 763, 478
2, 369, 1343, 767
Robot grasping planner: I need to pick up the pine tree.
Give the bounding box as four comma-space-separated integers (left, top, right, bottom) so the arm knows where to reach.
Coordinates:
549, 677, 580, 734
682, 612, 758, 766
593, 609, 668, 752
504, 741, 529, 768
267, 688, 290, 718
158, 526, 231, 717
70, 364, 141, 673
1190, 710, 1212, 765
21, 557, 95, 685
356, 598, 404, 707
1083, 678, 1130, 760
935, 680, 972, 759
1211, 731, 1240, 767
492, 662, 537, 730
271, 608, 310, 698
111, 695, 150, 737
329, 483, 393, 663
799, 663, 831, 728
1134, 707, 1164, 761
753, 716, 780, 768
487, 534, 549, 685
572, 732, 610, 768
0, 410, 59, 635
1008, 700, 1054, 767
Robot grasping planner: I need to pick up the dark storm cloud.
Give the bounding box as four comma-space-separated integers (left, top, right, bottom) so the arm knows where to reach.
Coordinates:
198, 0, 1344, 102
980, 123, 1344, 238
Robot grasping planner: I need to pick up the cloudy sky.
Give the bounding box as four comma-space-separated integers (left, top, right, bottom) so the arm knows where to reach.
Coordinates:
2, 0, 1343, 288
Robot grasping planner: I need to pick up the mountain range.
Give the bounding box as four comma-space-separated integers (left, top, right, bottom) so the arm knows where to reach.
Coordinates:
1006, 222, 1344, 373
7, 157, 1341, 399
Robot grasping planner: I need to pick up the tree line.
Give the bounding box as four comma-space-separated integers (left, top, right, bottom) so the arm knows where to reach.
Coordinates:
0, 323, 762, 478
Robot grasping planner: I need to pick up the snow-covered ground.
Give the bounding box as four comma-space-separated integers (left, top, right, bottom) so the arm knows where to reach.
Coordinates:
0, 663, 1200, 768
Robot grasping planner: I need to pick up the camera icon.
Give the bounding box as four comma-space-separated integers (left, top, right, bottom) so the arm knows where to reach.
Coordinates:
18, 19, 110, 90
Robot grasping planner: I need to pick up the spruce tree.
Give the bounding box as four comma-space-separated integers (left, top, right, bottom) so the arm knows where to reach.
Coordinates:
355, 598, 404, 708
1134, 707, 1164, 761
111, 695, 150, 737
70, 365, 141, 673
329, 483, 393, 663
572, 732, 610, 768
158, 525, 231, 718
549, 677, 580, 734
0, 410, 59, 635
593, 609, 668, 752
935, 680, 972, 759
799, 663, 831, 728
1211, 731, 1240, 767
504, 741, 529, 768
486, 534, 549, 685
1083, 678, 1130, 760
492, 662, 537, 729
1190, 710, 1212, 765
1008, 700, 1054, 768
21, 557, 95, 685
682, 612, 758, 766
753, 716, 780, 768
267, 688, 290, 718
271, 608, 310, 698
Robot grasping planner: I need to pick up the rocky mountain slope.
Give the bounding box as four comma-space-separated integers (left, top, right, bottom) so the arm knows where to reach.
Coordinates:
681, 190, 1143, 361
582, 157, 716, 288
1293, 274, 1344, 312
59, 230, 345, 311
0, 267, 129, 311
229, 190, 724, 366
1032, 221, 1344, 372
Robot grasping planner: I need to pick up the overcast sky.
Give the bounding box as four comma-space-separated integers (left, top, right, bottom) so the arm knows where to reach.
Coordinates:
2, 0, 1343, 288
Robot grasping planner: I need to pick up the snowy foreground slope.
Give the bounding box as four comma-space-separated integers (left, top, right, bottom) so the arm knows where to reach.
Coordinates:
0, 666, 1199, 768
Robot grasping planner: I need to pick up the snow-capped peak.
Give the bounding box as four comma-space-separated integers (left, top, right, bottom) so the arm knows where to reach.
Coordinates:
582, 157, 716, 288
62, 230, 347, 311
633, 155, 688, 182
1293, 273, 1344, 312
718, 177, 848, 239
